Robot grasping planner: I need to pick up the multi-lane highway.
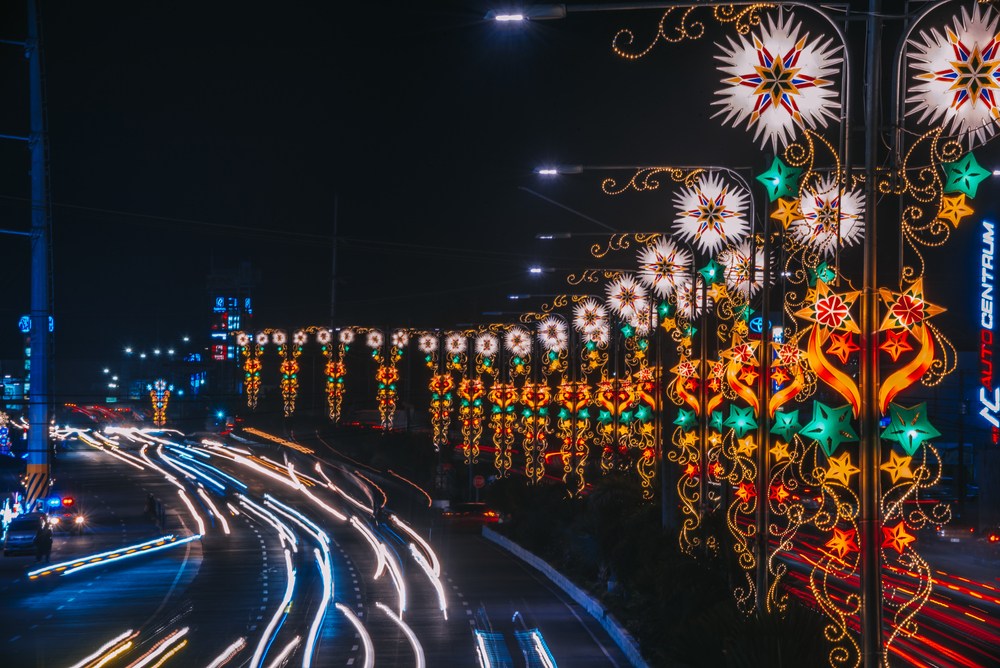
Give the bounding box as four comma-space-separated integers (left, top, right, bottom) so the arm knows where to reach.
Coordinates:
0, 427, 631, 667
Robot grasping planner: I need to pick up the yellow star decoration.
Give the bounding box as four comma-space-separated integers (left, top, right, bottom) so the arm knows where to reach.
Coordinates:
736, 435, 757, 457
825, 452, 861, 486
708, 432, 723, 447
937, 193, 974, 228
770, 197, 804, 229
680, 431, 699, 447
770, 440, 791, 462
661, 316, 677, 332
707, 283, 728, 301
882, 521, 916, 554
878, 278, 945, 332
825, 527, 859, 559
681, 335, 692, 348
880, 450, 914, 484
732, 319, 749, 338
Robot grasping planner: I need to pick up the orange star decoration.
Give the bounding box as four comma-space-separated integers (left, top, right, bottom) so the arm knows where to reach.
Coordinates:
825, 452, 861, 486
771, 367, 791, 386
882, 521, 916, 554
707, 432, 723, 448
736, 435, 757, 457
735, 481, 757, 503
770, 196, 804, 229
661, 316, 677, 332
680, 431, 699, 447
880, 450, 914, 484
796, 280, 862, 335
684, 463, 700, 478
878, 278, 945, 332
739, 366, 760, 385
769, 440, 791, 462
826, 527, 859, 559
826, 332, 860, 364
879, 330, 913, 362
937, 193, 974, 228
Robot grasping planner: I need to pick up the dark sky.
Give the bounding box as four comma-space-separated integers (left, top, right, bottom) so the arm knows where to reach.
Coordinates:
0, 1, 993, 395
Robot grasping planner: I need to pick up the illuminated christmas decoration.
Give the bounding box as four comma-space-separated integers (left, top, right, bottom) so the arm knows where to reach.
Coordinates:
755, 157, 802, 201
595, 376, 636, 473
237, 331, 265, 410
718, 240, 771, 299
799, 401, 858, 457
0, 411, 10, 456
877, 278, 945, 413
713, 10, 842, 150
672, 173, 750, 254
489, 380, 518, 476
572, 298, 608, 334
795, 280, 862, 414
148, 379, 171, 427
457, 376, 485, 466
537, 316, 568, 353
520, 382, 551, 484
276, 329, 304, 417
789, 177, 865, 256
367, 329, 406, 429
318, 328, 348, 423
556, 378, 593, 496
428, 371, 453, 450
605, 273, 649, 321
880, 401, 941, 456
937, 193, 975, 227
770, 409, 801, 441
907, 3, 1000, 147
636, 238, 693, 297
674, 277, 713, 320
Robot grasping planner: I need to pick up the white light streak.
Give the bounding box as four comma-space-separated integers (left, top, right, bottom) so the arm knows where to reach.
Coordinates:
251, 549, 296, 668
376, 602, 425, 668
197, 487, 231, 535
66, 629, 135, 668
335, 603, 374, 668
409, 543, 447, 619
125, 626, 189, 668
265, 636, 301, 668
205, 637, 247, 668
303, 549, 332, 668
177, 489, 207, 535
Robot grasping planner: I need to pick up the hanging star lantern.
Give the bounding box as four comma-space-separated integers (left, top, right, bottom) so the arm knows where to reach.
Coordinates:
907, 3, 1000, 146
937, 193, 975, 227
880, 450, 915, 484
724, 404, 758, 438
943, 152, 992, 198
825, 451, 861, 486
796, 280, 861, 334
878, 278, 945, 332
879, 330, 914, 362
826, 332, 860, 364
771, 409, 801, 440
825, 527, 859, 559
674, 408, 698, 431
756, 157, 803, 201
800, 401, 858, 456
881, 402, 941, 455
769, 440, 792, 463
882, 521, 917, 554
770, 197, 803, 229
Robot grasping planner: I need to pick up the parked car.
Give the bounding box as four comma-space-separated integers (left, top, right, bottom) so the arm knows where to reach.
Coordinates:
3, 512, 47, 556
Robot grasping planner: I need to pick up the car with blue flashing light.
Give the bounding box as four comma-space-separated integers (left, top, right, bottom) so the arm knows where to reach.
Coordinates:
46, 494, 85, 535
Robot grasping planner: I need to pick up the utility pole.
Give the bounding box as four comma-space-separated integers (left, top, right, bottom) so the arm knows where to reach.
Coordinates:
25, 0, 52, 511
330, 194, 339, 327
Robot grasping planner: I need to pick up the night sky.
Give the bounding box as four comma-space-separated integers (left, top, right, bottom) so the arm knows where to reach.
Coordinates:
0, 1, 993, 396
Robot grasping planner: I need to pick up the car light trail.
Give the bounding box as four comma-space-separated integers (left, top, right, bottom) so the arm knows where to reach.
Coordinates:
350, 516, 387, 577
176, 489, 207, 535
175, 452, 249, 491
263, 494, 329, 544
244, 427, 315, 454
475, 631, 492, 668
238, 495, 299, 552
303, 548, 332, 668
265, 635, 301, 668
251, 548, 296, 668
287, 464, 347, 522
28, 534, 201, 578
77, 432, 146, 470
352, 470, 387, 509
388, 469, 433, 507
262, 455, 323, 484
67, 629, 136, 668
138, 445, 183, 487
391, 514, 440, 577
335, 602, 374, 668
124, 626, 189, 668
376, 601, 424, 668
530, 630, 556, 668
381, 542, 407, 616
205, 637, 247, 668
409, 543, 447, 619
160, 447, 226, 492
197, 487, 231, 535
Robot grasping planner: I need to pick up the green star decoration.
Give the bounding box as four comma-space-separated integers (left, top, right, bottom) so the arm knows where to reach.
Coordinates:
710, 410, 724, 432
807, 262, 837, 287
598, 409, 613, 425
881, 402, 941, 456
658, 301, 673, 319
620, 323, 635, 338
756, 157, 803, 201
943, 152, 991, 199
724, 404, 758, 438
799, 401, 858, 457
634, 405, 651, 423
770, 409, 801, 440
674, 408, 698, 431
699, 259, 725, 285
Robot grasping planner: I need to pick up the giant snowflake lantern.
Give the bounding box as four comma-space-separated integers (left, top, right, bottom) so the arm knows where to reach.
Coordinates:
717, 240, 772, 299
788, 177, 865, 256
908, 3, 1000, 147
672, 173, 750, 255
605, 273, 649, 321
637, 238, 693, 298
714, 11, 842, 150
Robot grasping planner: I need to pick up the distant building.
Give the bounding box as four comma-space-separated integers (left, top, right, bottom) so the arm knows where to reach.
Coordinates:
207, 261, 259, 397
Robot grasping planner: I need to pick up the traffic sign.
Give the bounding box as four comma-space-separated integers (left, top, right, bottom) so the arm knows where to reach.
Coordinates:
473, 475, 485, 489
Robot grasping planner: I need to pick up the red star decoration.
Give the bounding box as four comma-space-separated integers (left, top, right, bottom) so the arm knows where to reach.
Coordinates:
826, 527, 859, 558
770, 484, 790, 503
770, 367, 791, 386
711, 462, 725, 478
879, 330, 913, 363
684, 378, 699, 392
882, 522, 916, 554
735, 481, 757, 504
826, 332, 860, 364
708, 378, 721, 392
684, 463, 700, 478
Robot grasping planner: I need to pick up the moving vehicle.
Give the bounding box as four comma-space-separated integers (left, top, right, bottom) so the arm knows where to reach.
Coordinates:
46, 495, 85, 535
3, 512, 47, 556
442, 502, 502, 525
